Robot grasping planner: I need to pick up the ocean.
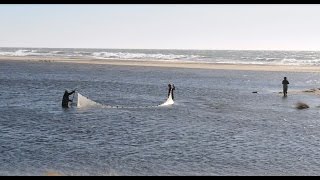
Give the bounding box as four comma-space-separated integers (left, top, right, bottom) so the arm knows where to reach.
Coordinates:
1, 49, 320, 175
2, 47, 320, 66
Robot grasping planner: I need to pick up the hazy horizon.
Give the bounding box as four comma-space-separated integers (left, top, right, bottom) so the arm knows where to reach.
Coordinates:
1, 46, 319, 52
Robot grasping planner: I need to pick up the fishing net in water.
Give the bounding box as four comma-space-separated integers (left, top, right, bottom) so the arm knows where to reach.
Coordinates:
158, 92, 174, 106
77, 93, 104, 108
76, 92, 174, 109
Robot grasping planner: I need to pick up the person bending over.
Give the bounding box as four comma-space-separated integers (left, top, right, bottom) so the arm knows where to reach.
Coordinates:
62, 89, 76, 108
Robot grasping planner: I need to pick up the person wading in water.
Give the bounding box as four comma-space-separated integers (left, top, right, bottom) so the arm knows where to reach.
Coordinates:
282, 77, 290, 97
168, 84, 176, 100
62, 89, 76, 108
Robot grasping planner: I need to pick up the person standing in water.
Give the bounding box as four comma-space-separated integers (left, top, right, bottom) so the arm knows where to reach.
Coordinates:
167, 84, 176, 100
62, 89, 76, 108
282, 77, 289, 97
168, 84, 172, 98
171, 84, 175, 100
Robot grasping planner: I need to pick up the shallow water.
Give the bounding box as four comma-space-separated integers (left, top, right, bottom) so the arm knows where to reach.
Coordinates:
1, 60, 320, 175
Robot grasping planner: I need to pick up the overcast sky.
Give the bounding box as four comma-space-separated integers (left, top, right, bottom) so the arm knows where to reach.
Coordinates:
1, 4, 320, 50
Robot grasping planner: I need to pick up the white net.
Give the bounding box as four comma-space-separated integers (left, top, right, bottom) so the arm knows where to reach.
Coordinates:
77, 93, 103, 108
159, 93, 174, 106
76, 91, 174, 109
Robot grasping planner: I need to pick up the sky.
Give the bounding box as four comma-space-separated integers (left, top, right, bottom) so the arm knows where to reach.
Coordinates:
1, 4, 320, 51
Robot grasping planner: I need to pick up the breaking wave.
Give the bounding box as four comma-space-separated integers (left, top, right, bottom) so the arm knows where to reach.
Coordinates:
1, 48, 320, 65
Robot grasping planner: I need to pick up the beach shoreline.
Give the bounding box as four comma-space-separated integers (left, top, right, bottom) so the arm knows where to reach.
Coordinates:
1, 56, 320, 73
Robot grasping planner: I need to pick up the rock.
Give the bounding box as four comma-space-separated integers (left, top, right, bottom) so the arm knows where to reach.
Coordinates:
296, 102, 309, 110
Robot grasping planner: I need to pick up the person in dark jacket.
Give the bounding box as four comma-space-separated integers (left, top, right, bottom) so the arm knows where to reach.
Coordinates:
171, 84, 175, 100
62, 90, 76, 108
282, 77, 289, 97
168, 84, 172, 98
167, 84, 176, 100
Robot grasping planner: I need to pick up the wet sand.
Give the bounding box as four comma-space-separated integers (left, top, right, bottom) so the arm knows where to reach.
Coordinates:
1, 56, 320, 73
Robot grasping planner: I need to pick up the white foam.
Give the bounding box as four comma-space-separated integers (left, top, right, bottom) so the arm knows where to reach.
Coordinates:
91, 52, 202, 61
2, 48, 320, 66
279, 58, 320, 66
0, 49, 49, 57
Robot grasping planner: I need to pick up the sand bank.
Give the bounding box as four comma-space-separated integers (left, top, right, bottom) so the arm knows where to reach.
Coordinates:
1, 56, 320, 73
288, 88, 320, 96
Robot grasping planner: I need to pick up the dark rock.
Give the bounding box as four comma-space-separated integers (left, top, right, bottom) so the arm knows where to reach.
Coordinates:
296, 102, 309, 110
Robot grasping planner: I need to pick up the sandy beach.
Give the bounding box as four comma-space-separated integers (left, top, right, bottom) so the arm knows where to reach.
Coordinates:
1, 56, 320, 73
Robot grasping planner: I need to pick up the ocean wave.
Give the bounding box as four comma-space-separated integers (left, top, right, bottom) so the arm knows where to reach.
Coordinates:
91, 52, 203, 60
1, 48, 320, 66
254, 57, 279, 61
0, 49, 79, 57
0, 49, 53, 57
278, 58, 320, 66
0, 49, 204, 61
